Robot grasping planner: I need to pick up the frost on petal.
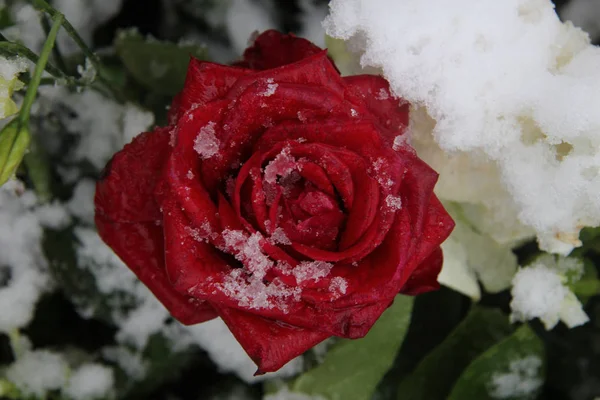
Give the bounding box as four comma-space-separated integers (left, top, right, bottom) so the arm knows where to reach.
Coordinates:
219, 230, 301, 312
262, 78, 279, 97
325, 0, 600, 254
293, 261, 334, 284
384, 194, 402, 211
264, 147, 300, 185
489, 356, 543, 399
270, 226, 292, 245
193, 121, 220, 159
329, 276, 348, 299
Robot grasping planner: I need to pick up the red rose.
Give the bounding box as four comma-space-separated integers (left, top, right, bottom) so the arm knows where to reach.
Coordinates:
95, 30, 454, 373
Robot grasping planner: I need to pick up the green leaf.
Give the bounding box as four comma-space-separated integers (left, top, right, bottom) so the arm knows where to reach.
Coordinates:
396, 307, 514, 400
0, 118, 30, 186
292, 295, 413, 400
115, 29, 208, 96
448, 325, 545, 400
372, 287, 469, 400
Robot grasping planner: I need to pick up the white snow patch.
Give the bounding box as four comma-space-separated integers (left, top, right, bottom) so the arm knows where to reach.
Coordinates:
270, 227, 292, 245
182, 318, 303, 383
194, 121, 220, 159
325, 0, 600, 254
225, 0, 276, 55
329, 276, 348, 298
65, 363, 115, 400
66, 178, 96, 224
510, 254, 588, 329
0, 181, 51, 332
489, 356, 543, 399
6, 350, 68, 397
293, 261, 334, 284
264, 147, 299, 184
385, 195, 402, 211
262, 78, 278, 97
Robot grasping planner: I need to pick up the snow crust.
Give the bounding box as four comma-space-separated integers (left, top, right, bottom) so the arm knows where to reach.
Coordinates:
0, 181, 52, 332
510, 254, 588, 329
489, 356, 543, 399
325, 0, 600, 254
64, 363, 115, 400
6, 350, 68, 397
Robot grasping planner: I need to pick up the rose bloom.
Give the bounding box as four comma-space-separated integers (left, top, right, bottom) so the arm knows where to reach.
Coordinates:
95, 31, 454, 373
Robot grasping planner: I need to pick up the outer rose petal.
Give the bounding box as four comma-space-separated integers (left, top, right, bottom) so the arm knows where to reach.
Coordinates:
95, 127, 170, 223
343, 75, 410, 142
400, 247, 444, 295
170, 59, 252, 122
214, 304, 329, 374
235, 30, 323, 71
95, 215, 217, 325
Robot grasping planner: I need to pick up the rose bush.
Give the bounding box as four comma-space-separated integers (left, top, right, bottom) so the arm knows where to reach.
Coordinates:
94, 30, 454, 373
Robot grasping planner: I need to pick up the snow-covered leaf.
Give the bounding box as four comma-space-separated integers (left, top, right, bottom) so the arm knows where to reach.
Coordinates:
448, 325, 545, 400
396, 307, 514, 400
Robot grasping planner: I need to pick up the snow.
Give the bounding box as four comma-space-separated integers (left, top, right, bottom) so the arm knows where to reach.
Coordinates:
226, 0, 276, 55
293, 261, 333, 284
64, 363, 115, 400
194, 121, 220, 159
37, 87, 153, 170
510, 254, 588, 329
77, 58, 97, 84
270, 227, 292, 245
183, 318, 304, 383
329, 276, 348, 298
66, 179, 97, 224
324, 0, 600, 254
122, 104, 155, 144
562, 0, 600, 41
489, 356, 543, 399
6, 350, 68, 397
299, 0, 328, 48
74, 227, 174, 349
0, 181, 51, 332
384, 195, 402, 211
264, 147, 299, 184
34, 201, 71, 229
262, 78, 278, 97
102, 346, 148, 381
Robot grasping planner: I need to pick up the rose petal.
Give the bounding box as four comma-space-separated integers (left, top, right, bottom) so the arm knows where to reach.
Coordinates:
227, 51, 345, 100
200, 83, 345, 192
343, 75, 410, 143
95, 215, 217, 325
400, 247, 444, 295
161, 198, 230, 295
170, 59, 252, 122
214, 304, 329, 374
235, 30, 324, 71
95, 127, 171, 223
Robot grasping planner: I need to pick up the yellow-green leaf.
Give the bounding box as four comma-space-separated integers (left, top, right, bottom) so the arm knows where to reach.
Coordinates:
0, 118, 30, 186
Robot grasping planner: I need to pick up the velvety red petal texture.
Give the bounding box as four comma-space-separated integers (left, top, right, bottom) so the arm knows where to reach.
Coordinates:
94, 30, 455, 374
235, 30, 323, 70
